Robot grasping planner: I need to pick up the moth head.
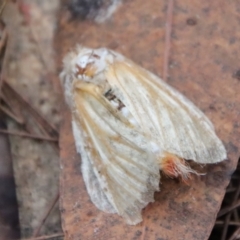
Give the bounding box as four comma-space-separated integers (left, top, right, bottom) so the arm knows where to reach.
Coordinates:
60, 45, 114, 85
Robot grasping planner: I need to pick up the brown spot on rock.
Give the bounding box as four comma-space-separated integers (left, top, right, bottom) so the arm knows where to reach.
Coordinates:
186, 18, 197, 26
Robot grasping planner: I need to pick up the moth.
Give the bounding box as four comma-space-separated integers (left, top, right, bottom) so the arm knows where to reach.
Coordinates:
60, 46, 227, 225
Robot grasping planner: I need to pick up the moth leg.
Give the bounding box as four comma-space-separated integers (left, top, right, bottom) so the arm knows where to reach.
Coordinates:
159, 153, 199, 182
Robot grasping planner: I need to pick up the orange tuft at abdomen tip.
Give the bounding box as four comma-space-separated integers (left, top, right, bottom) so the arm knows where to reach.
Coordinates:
159, 153, 199, 183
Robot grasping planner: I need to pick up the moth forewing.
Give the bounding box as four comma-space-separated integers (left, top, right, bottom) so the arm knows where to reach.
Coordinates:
60, 45, 227, 225
106, 58, 226, 164
71, 119, 116, 214
71, 79, 160, 225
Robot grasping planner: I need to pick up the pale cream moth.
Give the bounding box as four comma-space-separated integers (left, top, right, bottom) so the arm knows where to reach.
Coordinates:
60, 46, 227, 225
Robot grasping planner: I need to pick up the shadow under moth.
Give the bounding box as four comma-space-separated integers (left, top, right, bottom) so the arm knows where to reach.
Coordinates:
60, 46, 227, 225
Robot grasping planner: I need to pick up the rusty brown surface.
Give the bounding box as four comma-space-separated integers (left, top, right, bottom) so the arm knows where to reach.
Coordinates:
55, 0, 240, 239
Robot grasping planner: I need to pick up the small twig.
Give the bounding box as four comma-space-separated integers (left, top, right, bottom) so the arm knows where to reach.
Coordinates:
232, 181, 240, 222
1, 90, 25, 124
218, 182, 240, 240
0, 129, 58, 142
21, 232, 64, 240
216, 221, 240, 227
230, 183, 240, 221
163, 0, 174, 81
226, 187, 237, 193
218, 199, 240, 218
231, 175, 240, 180
0, 19, 8, 98
3, 80, 59, 138
229, 227, 240, 240
32, 192, 60, 237
0, 105, 24, 124
221, 213, 231, 240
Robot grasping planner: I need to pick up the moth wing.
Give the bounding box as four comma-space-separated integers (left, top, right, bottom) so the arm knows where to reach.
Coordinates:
72, 120, 116, 214
105, 54, 226, 164
72, 82, 160, 225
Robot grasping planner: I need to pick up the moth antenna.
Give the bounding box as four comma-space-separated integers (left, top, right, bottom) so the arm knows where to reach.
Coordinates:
159, 153, 200, 183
